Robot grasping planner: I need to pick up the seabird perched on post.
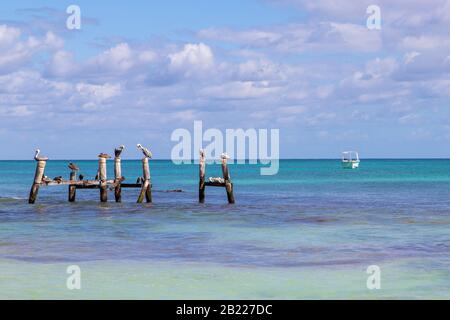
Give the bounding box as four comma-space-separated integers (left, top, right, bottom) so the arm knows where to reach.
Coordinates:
34, 149, 48, 161
79, 174, 84, 181
98, 153, 111, 159
115, 145, 125, 157
137, 144, 152, 159
68, 162, 79, 171
221, 152, 230, 160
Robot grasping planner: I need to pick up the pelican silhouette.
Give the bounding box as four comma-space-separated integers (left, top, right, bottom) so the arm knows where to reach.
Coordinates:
34, 149, 48, 161
68, 162, 79, 171
98, 153, 111, 159
137, 144, 152, 158
115, 145, 125, 157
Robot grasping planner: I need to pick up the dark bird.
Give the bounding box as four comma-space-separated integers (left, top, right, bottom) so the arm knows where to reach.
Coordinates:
136, 177, 143, 184
137, 144, 152, 158
53, 176, 63, 183
115, 145, 125, 157
42, 176, 52, 183
34, 149, 48, 161
68, 162, 79, 171
98, 153, 111, 159
79, 174, 84, 181
95, 172, 99, 180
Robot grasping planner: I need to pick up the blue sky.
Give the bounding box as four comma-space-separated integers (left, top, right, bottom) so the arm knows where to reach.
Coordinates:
0, 0, 449, 159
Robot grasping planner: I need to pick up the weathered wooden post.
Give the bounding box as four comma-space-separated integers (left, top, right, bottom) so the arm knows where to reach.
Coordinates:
221, 153, 235, 204
28, 160, 47, 204
199, 149, 206, 203
68, 170, 77, 202
137, 157, 152, 203
137, 144, 152, 203
98, 154, 109, 202
114, 145, 124, 202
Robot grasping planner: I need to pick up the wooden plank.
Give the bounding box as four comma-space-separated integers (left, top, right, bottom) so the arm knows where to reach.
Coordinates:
137, 157, 152, 203
221, 155, 235, 204
43, 179, 115, 186
204, 181, 226, 187
28, 160, 46, 204
75, 185, 99, 189
68, 171, 76, 202
114, 157, 122, 202
199, 149, 206, 203
99, 157, 108, 202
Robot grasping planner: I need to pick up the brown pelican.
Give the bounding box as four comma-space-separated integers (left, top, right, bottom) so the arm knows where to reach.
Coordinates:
79, 174, 84, 181
137, 144, 152, 158
98, 153, 111, 159
115, 145, 125, 157
68, 162, 79, 171
34, 149, 48, 161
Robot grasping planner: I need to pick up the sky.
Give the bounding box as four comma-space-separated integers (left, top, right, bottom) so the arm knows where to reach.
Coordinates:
0, 0, 449, 159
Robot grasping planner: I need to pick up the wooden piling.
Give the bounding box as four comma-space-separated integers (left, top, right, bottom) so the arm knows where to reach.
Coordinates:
137, 157, 152, 203
199, 149, 206, 203
68, 170, 77, 202
28, 160, 47, 204
114, 157, 122, 202
99, 157, 108, 202
221, 156, 235, 204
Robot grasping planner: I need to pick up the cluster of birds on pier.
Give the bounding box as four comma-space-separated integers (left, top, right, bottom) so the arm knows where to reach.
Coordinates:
35, 144, 153, 184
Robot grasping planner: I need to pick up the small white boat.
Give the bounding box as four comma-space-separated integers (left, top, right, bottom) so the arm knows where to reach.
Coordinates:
342, 151, 360, 169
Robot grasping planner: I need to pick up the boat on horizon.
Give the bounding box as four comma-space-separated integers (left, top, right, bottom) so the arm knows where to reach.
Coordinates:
342, 151, 360, 169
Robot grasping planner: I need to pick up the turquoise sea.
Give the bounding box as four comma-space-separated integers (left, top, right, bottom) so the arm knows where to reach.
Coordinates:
0, 159, 449, 299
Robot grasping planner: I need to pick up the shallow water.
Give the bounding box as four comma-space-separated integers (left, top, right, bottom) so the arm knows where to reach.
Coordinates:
0, 159, 449, 299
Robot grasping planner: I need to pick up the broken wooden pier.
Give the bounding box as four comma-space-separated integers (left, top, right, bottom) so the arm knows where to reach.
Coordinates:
28, 146, 235, 204
199, 149, 235, 204
28, 145, 153, 204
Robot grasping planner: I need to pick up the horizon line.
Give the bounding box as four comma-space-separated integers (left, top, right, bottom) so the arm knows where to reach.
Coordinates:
2, 157, 450, 161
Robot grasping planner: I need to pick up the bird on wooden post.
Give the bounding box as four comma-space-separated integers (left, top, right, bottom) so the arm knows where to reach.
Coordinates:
34, 149, 49, 161
137, 144, 152, 158
221, 153, 230, 161
98, 153, 111, 159
115, 145, 125, 158
68, 162, 79, 171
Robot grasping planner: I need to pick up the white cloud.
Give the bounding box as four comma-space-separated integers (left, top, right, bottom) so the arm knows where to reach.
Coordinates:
200, 81, 279, 99
0, 25, 21, 48
75, 83, 122, 102
0, 25, 64, 74
168, 43, 214, 77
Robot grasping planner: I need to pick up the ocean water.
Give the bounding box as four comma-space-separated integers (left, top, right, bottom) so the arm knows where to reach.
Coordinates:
0, 159, 449, 299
